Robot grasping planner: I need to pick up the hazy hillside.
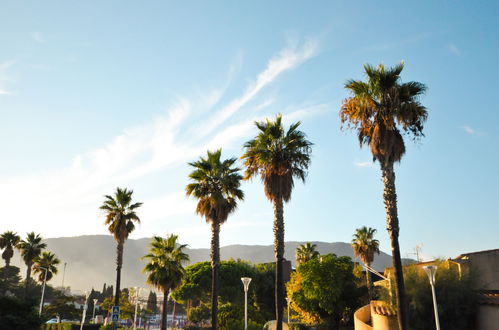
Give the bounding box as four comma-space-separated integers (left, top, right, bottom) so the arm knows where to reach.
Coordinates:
9, 235, 401, 291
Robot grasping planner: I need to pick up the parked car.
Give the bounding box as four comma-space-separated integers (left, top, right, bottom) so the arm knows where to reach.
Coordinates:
46, 318, 59, 324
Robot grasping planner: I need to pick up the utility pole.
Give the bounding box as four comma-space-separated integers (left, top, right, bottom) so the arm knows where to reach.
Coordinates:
61, 262, 67, 288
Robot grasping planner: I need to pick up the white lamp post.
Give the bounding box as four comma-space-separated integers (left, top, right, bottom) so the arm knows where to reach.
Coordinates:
38, 267, 48, 316
92, 299, 98, 323
80, 291, 90, 330
241, 277, 252, 330
423, 265, 441, 330
285, 297, 291, 324
133, 287, 141, 330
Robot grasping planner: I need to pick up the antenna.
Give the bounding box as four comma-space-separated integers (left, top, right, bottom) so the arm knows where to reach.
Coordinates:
408, 243, 424, 262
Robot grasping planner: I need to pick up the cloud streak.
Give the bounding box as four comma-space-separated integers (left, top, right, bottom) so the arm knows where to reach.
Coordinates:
0, 39, 325, 242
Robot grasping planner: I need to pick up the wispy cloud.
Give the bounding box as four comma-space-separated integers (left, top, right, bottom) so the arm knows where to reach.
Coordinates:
447, 43, 461, 56
31, 31, 46, 43
354, 161, 373, 168
0, 60, 16, 95
196, 38, 319, 138
0, 39, 326, 241
463, 125, 482, 136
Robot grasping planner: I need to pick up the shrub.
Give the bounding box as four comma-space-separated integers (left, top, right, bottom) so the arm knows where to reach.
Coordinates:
380, 260, 479, 330
0, 296, 42, 330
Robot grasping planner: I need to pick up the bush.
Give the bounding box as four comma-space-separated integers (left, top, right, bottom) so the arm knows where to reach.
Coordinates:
380, 260, 479, 330
0, 296, 42, 330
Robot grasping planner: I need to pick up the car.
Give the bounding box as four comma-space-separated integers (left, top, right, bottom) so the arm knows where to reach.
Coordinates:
46, 318, 59, 324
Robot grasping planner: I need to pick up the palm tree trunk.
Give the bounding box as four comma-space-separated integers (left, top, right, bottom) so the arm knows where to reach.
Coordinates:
3, 253, 11, 281
273, 198, 285, 330
161, 288, 169, 330
115, 241, 124, 307
210, 221, 221, 329
381, 162, 409, 330
172, 300, 176, 328
366, 262, 373, 300
24, 260, 32, 299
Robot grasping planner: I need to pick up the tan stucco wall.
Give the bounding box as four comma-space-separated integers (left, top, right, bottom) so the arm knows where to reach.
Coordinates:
354, 304, 373, 330
467, 250, 499, 290
477, 305, 499, 330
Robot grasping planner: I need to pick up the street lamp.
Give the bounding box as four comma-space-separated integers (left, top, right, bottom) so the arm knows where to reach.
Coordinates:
285, 297, 291, 324
80, 291, 90, 330
241, 277, 252, 330
38, 267, 48, 316
92, 299, 98, 323
133, 287, 141, 330
423, 265, 441, 330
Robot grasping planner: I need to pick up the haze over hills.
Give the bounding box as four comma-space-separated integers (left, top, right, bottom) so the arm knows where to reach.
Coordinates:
9, 235, 404, 291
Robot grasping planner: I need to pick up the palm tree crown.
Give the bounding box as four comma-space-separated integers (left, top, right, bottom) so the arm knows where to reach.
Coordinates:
296, 242, 320, 265
17, 232, 47, 297
33, 251, 61, 283
241, 114, 312, 202
0, 231, 20, 268
17, 232, 46, 265
340, 62, 427, 165
352, 227, 380, 265
143, 234, 189, 330
186, 149, 244, 224
100, 187, 143, 243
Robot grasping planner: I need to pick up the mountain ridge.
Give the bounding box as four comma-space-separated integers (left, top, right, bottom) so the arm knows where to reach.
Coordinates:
8, 235, 403, 291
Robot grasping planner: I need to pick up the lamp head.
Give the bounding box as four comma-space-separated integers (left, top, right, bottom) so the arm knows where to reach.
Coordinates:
241, 277, 252, 291
423, 265, 438, 285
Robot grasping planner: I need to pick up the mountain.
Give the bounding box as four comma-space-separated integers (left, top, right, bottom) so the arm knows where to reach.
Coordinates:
8, 235, 403, 291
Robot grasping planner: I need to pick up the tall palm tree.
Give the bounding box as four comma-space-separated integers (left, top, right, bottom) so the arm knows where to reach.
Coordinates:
100, 187, 142, 308
295, 242, 320, 266
142, 235, 190, 330
340, 63, 427, 330
17, 232, 47, 297
0, 231, 20, 281
241, 114, 312, 330
186, 149, 244, 329
33, 251, 60, 308
351, 227, 380, 299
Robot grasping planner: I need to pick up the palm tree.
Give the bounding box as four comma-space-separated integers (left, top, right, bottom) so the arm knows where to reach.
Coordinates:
241, 114, 312, 330
100, 187, 142, 308
351, 227, 380, 299
295, 242, 320, 266
186, 149, 244, 329
17, 232, 47, 297
340, 63, 427, 330
0, 231, 20, 281
33, 251, 60, 308
142, 235, 189, 330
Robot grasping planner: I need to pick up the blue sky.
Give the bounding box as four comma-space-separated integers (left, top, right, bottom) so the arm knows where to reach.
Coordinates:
0, 1, 497, 261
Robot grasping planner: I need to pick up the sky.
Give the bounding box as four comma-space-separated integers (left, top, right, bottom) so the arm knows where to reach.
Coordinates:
0, 1, 498, 261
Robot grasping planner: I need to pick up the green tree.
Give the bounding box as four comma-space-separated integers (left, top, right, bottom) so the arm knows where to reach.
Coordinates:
0, 231, 20, 282
17, 232, 47, 298
286, 254, 364, 328
242, 114, 312, 329
186, 149, 244, 329
0, 296, 42, 329
33, 251, 60, 283
42, 292, 80, 320
351, 227, 380, 299
33, 251, 60, 310
296, 243, 320, 266
340, 63, 427, 330
142, 234, 190, 330
99, 187, 143, 308
381, 261, 478, 330
147, 291, 158, 313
